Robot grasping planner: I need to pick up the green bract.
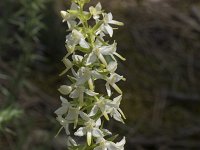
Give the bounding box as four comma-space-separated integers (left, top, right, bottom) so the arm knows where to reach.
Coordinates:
55, 0, 126, 149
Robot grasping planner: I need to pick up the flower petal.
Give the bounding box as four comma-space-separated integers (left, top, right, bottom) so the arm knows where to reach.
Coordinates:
66, 107, 79, 121
104, 24, 113, 37
111, 83, 122, 95
79, 38, 90, 48
107, 142, 118, 150
70, 2, 79, 10
85, 89, 99, 96
96, 2, 102, 11
92, 70, 103, 79
106, 83, 111, 97
98, 53, 108, 66
86, 52, 97, 65
60, 11, 70, 22
80, 111, 90, 121
89, 105, 99, 116
96, 118, 101, 127
113, 95, 122, 106
87, 131, 92, 146
113, 111, 124, 123
69, 89, 79, 98
116, 137, 126, 148
74, 127, 86, 136
92, 128, 103, 137
60, 96, 69, 105
107, 61, 117, 73
109, 20, 124, 26
99, 43, 116, 55
102, 129, 112, 135
54, 106, 68, 115
107, 13, 113, 22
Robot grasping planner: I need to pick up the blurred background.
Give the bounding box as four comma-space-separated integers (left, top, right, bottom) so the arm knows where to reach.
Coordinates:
1, 0, 200, 149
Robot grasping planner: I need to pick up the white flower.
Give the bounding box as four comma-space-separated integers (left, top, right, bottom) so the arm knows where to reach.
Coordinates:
57, 0, 126, 149
89, 2, 102, 20
61, 11, 77, 29
86, 46, 106, 66
101, 13, 124, 37
71, 67, 102, 90
66, 29, 89, 54
107, 95, 126, 123
55, 96, 71, 115
55, 97, 72, 135
55, 97, 81, 130
66, 107, 80, 128
105, 73, 124, 96
74, 112, 103, 146
72, 67, 92, 85
60, 2, 79, 29
69, 85, 98, 104
99, 42, 126, 61
89, 96, 112, 120
103, 13, 124, 26
94, 137, 126, 150
89, 95, 126, 123
86, 42, 125, 67
69, 67, 100, 104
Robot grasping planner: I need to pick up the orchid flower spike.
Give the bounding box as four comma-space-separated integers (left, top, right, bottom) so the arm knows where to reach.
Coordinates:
55, 0, 126, 149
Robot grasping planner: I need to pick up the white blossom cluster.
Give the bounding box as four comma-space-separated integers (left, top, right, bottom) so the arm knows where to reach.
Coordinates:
55, 0, 126, 149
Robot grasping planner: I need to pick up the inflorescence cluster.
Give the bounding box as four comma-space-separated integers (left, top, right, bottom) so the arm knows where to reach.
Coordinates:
55, 0, 126, 149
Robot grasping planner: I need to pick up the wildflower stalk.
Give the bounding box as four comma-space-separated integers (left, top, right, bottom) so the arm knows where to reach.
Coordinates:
55, 0, 126, 149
